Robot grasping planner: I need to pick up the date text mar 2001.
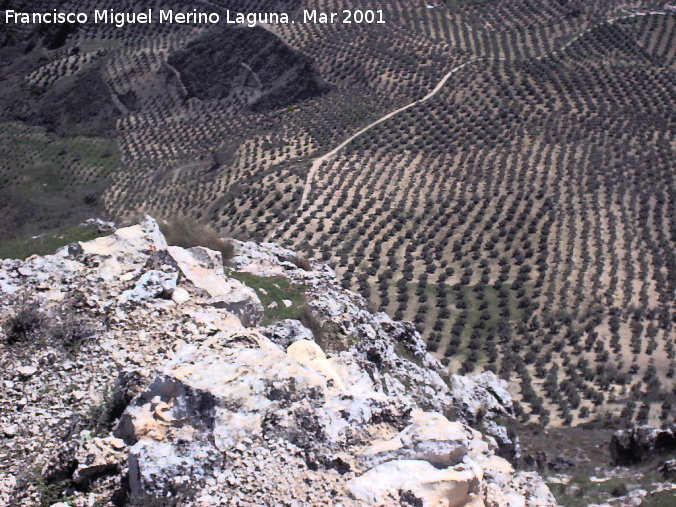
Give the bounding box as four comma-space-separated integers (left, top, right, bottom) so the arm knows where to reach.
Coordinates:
303, 9, 386, 24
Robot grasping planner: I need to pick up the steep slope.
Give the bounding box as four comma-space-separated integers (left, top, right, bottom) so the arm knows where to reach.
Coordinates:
168, 26, 331, 112
0, 0, 672, 433
0, 24, 124, 136
0, 217, 554, 506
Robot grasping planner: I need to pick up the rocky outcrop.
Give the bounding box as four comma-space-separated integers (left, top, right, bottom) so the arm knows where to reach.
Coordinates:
260, 319, 314, 349
167, 245, 263, 326
610, 425, 676, 465
0, 217, 555, 506
114, 334, 553, 505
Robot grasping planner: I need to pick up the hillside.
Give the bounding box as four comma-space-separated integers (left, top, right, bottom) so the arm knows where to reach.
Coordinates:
168, 26, 331, 111
0, 217, 557, 506
0, 0, 673, 436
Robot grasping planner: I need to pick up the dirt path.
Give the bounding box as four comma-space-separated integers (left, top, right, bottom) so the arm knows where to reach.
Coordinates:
299, 58, 486, 207
296, 7, 668, 209
163, 61, 189, 97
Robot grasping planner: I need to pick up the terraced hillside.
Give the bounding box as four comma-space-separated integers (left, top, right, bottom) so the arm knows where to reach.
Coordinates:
0, 0, 673, 429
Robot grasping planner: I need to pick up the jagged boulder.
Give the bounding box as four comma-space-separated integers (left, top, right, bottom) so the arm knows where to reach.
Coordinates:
71, 436, 127, 488
348, 460, 480, 505
40, 434, 128, 501
233, 241, 523, 460
610, 425, 676, 465
260, 319, 314, 349
42, 440, 79, 483
114, 333, 555, 505
447, 372, 520, 460
168, 245, 263, 326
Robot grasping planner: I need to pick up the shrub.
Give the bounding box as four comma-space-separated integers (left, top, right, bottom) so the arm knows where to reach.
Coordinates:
4, 294, 95, 353
4, 297, 45, 345
160, 216, 234, 264
290, 255, 312, 271
50, 313, 94, 353
86, 387, 117, 437
610, 484, 628, 497
300, 305, 323, 340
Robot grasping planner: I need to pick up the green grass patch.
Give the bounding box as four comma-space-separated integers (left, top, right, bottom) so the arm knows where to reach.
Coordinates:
36, 479, 75, 507
224, 268, 307, 325
0, 121, 120, 195
548, 472, 674, 507
395, 342, 424, 368
643, 489, 676, 506
394, 281, 523, 361
0, 225, 106, 260
18, 471, 75, 507
314, 320, 359, 353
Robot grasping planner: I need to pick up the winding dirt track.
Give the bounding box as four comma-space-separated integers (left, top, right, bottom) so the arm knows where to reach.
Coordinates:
299, 58, 484, 207
287, 7, 660, 211
295, 7, 661, 209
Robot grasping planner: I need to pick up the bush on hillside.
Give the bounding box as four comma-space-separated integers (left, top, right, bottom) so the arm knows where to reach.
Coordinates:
50, 312, 95, 353
4, 294, 95, 352
4, 297, 45, 345
291, 255, 312, 271
160, 217, 235, 264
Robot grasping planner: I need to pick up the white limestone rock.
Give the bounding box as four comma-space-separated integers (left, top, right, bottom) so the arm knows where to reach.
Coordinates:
348, 459, 482, 506
447, 372, 520, 459
114, 333, 554, 505
0, 217, 555, 506
168, 246, 263, 326
231, 239, 335, 282
260, 319, 314, 349
121, 270, 178, 302
78, 215, 167, 280
72, 436, 127, 488
16, 365, 38, 379
81, 218, 116, 233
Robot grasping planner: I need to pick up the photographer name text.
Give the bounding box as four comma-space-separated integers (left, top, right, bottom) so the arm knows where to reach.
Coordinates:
2, 9, 386, 28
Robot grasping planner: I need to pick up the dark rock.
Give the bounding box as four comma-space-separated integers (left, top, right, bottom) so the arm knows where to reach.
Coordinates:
42, 440, 78, 482
260, 319, 313, 350
325, 457, 351, 475
67, 243, 85, 259
72, 462, 120, 489
114, 375, 217, 445
207, 297, 263, 327
168, 26, 331, 112
520, 451, 575, 472
610, 425, 676, 465
110, 371, 147, 423
659, 459, 676, 480
399, 489, 424, 506
143, 250, 180, 274
548, 456, 575, 472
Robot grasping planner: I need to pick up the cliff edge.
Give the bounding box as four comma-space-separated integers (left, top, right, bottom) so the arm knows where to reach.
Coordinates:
0, 217, 555, 506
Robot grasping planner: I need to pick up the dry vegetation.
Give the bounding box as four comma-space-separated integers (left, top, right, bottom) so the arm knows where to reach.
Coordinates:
1, 0, 673, 429
3, 293, 95, 353
160, 216, 235, 263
